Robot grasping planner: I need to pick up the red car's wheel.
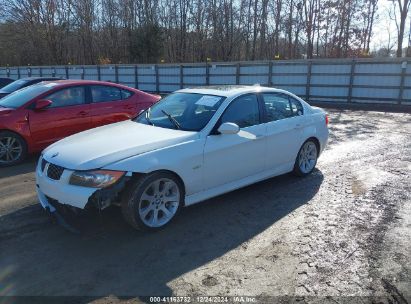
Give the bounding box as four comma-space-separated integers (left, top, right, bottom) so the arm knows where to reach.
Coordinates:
0, 131, 27, 167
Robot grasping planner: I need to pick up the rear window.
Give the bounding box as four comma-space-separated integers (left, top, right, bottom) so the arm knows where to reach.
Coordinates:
0, 84, 53, 109
121, 89, 134, 99
90, 85, 122, 103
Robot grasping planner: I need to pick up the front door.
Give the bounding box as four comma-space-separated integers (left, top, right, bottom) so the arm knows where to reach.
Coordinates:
28, 86, 91, 150
203, 94, 266, 190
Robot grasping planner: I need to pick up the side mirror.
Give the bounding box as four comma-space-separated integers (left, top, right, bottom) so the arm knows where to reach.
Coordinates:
217, 122, 240, 135
35, 99, 52, 110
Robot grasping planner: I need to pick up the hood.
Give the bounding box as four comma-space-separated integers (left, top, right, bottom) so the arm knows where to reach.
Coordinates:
43, 120, 197, 171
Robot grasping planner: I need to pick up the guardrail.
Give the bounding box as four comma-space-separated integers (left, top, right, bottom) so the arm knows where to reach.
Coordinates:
1, 58, 410, 105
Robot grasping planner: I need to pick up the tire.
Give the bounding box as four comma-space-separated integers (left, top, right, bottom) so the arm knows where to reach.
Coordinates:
0, 131, 28, 167
293, 139, 318, 177
121, 171, 184, 231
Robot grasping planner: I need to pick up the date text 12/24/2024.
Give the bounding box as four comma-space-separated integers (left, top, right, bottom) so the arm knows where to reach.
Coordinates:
148, 296, 257, 303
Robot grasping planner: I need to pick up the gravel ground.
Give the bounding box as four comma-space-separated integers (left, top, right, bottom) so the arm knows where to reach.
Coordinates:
0, 109, 410, 303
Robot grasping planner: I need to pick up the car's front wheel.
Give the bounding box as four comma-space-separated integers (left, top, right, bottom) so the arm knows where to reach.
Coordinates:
293, 139, 318, 176
121, 171, 183, 231
0, 131, 27, 167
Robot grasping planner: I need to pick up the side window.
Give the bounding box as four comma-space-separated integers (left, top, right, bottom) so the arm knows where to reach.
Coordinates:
262, 93, 293, 122
289, 96, 304, 116
121, 89, 134, 99
221, 94, 260, 128
46, 86, 85, 108
91, 85, 122, 103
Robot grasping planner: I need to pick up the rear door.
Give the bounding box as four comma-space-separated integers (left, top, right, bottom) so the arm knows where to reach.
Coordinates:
262, 93, 305, 171
28, 86, 91, 150
89, 85, 136, 128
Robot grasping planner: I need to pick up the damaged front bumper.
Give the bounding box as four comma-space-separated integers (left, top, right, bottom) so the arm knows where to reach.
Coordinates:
36, 160, 98, 209
36, 186, 83, 233
35, 157, 129, 232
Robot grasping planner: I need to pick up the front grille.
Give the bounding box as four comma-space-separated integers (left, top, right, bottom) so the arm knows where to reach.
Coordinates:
41, 159, 47, 172
47, 163, 65, 180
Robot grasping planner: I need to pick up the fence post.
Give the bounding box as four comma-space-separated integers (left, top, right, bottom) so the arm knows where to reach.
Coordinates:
97, 65, 101, 81
180, 65, 183, 89
398, 61, 407, 105
115, 65, 119, 83
134, 65, 139, 89
6, 68, 10, 78
268, 61, 273, 86
81, 66, 85, 80
65, 66, 69, 79
305, 60, 312, 101
39, 67, 43, 77
206, 63, 210, 86
347, 59, 356, 103
155, 64, 159, 93
17, 67, 20, 79
52, 67, 56, 77
236, 63, 240, 85
27, 67, 32, 77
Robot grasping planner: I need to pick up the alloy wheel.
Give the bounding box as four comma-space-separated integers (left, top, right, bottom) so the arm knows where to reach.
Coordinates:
298, 141, 317, 174
0, 136, 23, 165
138, 178, 180, 228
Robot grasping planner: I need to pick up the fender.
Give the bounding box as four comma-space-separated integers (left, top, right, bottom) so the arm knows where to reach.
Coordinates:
103, 138, 206, 196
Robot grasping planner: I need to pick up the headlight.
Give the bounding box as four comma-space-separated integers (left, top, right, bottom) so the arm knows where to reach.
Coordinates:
69, 170, 125, 188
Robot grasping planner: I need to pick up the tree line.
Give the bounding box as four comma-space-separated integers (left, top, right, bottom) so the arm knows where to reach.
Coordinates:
0, 0, 409, 66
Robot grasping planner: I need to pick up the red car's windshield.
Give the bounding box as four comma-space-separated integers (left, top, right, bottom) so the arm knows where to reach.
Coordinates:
0, 83, 54, 109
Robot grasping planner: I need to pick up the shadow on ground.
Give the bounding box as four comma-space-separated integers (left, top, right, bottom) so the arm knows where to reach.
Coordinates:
0, 170, 323, 300
0, 155, 38, 179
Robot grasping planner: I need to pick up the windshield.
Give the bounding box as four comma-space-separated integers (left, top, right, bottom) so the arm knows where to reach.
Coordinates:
0, 79, 29, 93
135, 92, 225, 131
0, 84, 53, 109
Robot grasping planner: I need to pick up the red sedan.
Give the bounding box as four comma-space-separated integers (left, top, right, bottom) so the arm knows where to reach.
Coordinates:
0, 80, 160, 166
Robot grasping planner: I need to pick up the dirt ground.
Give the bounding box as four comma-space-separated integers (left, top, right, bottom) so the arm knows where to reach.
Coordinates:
0, 109, 410, 303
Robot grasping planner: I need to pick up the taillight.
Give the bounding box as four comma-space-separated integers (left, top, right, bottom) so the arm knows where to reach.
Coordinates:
325, 114, 329, 126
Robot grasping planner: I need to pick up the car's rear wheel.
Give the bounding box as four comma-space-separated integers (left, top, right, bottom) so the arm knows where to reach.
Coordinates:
293, 139, 318, 176
121, 171, 183, 231
0, 131, 27, 167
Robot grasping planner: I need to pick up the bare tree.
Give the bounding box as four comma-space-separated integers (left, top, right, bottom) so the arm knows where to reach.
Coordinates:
0, 0, 391, 65
389, 0, 411, 57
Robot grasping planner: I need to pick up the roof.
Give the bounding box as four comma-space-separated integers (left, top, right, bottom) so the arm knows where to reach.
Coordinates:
177, 85, 282, 97
39, 79, 133, 87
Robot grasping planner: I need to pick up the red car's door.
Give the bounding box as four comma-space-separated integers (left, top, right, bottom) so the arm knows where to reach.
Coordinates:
89, 85, 136, 128
28, 86, 91, 150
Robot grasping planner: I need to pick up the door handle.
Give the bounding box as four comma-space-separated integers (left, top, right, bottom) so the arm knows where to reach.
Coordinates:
294, 123, 302, 129
78, 111, 88, 116
255, 134, 265, 139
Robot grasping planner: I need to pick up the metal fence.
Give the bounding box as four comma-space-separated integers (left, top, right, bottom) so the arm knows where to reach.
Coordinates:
1, 58, 410, 105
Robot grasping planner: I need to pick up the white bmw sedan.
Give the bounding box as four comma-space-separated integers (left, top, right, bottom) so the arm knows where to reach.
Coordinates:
36, 85, 328, 231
